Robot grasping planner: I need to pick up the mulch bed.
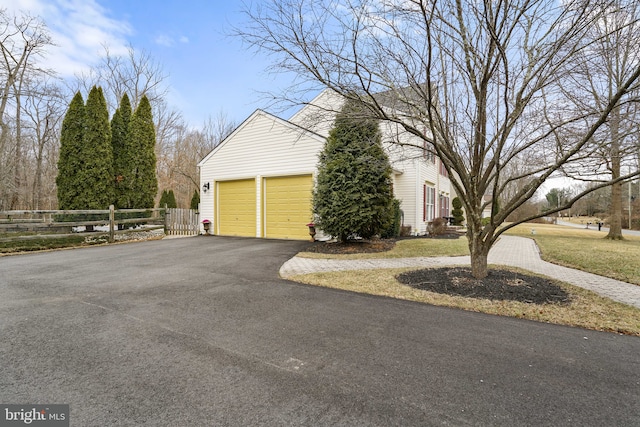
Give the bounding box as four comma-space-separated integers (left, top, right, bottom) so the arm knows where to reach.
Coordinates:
303, 233, 463, 255
304, 239, 397, 254
397, 267, 571, 305
305, 237, 570, 305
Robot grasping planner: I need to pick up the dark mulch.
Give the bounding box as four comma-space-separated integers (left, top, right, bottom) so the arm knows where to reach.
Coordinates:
304, 239, 396, 254
397, 267, 571, 305
304, 237, 569, 305
418, 232, 464, 239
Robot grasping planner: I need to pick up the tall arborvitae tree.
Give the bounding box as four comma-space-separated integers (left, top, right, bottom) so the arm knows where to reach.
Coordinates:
312, 99, 394, 242
129, 95, 158, 208
159, 189, 169, 207
167, 189, 177, 208
77, 86, 114, 209
56, 91, 85, 209
111, 93, 133, 208
190, 189, 200, 210
159, 189, 177, 208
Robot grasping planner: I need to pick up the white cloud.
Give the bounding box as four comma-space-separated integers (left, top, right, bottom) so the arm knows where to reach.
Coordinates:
154, 34, 174, 47
154, 33, 190, 47
0, 0, 131, 77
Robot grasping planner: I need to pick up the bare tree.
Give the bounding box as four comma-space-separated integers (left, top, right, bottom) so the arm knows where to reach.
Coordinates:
22, 77, 66, 209
572, 182, 610, 217
201, 110, 236, 155
73, 44, 169, 113
239, 0, 640, 278
73, 45, 178, 206
154, 100, 185, 156
72, 44, 234, 208
0, 9, 53, 208
156, 109, 235, 207
0, 9, 53, 209
558, 0, 640, 239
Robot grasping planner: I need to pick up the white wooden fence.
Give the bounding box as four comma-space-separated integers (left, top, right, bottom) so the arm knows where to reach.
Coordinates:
165, 208, 199, 236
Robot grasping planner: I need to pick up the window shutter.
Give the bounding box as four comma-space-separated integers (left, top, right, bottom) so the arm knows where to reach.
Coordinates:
423, 185, 427, 221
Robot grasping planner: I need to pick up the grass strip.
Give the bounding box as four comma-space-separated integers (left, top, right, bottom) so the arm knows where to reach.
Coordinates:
0, 235, 88, 253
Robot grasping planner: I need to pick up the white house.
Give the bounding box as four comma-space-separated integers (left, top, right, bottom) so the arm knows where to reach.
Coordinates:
197, 89, 453, 240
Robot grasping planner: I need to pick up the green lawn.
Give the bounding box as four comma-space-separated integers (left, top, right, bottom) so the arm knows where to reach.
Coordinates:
504, 223, 640, 285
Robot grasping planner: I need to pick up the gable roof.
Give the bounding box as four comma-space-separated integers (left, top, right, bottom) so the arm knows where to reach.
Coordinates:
197, 109, 325, 167
373, 84, 433, 113
289, 86, 437, 134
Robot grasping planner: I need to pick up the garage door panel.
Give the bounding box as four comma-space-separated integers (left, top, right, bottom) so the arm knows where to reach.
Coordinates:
217, 179, 256, 237
264, 175, 313, 240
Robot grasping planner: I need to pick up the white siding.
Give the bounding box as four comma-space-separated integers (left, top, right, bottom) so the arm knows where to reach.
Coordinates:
289, 90, 344, 136
289, 89, 453, 234
380, 119, 451, 234
200, 90, 454, 236
199, 111, 325, 235
393, 162, 418, 233
200, 112, 323, 177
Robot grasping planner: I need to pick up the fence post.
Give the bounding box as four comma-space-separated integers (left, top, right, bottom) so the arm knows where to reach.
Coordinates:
163, 204, 168, 234
109, 205, 115, 243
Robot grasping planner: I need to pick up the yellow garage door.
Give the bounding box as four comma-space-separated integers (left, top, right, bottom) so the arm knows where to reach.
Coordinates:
264, 175, 313, 240
217, 179, 256, 237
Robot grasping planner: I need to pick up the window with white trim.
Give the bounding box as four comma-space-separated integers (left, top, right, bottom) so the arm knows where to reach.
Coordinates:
423, 184, 436, 222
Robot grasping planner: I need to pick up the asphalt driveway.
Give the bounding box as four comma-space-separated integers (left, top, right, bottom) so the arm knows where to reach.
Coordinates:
1, 236, 639, 426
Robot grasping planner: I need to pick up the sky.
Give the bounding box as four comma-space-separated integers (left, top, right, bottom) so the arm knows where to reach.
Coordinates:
0, 0, 296, 127
0, 0, 606, 199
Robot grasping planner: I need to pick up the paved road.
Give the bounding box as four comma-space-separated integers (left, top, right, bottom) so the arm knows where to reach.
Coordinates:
557, 219, 640, 237
1, 237, 639, 426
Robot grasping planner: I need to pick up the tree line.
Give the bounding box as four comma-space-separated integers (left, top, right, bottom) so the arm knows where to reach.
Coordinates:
0, 9, 234, 212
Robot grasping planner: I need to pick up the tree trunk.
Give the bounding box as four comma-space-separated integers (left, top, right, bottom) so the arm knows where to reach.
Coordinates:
467, 219, 490, 279
607, 122, 623, 239
32, 141, 44, 209
470, 246, 489, 279
10, 88, 22, 209
607, 179, 624, 239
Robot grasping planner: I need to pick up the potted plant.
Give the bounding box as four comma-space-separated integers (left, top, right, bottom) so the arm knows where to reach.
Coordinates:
202, 219, 211, 235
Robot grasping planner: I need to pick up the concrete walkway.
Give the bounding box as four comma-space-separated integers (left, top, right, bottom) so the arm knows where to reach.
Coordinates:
280, 235, 640, 309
